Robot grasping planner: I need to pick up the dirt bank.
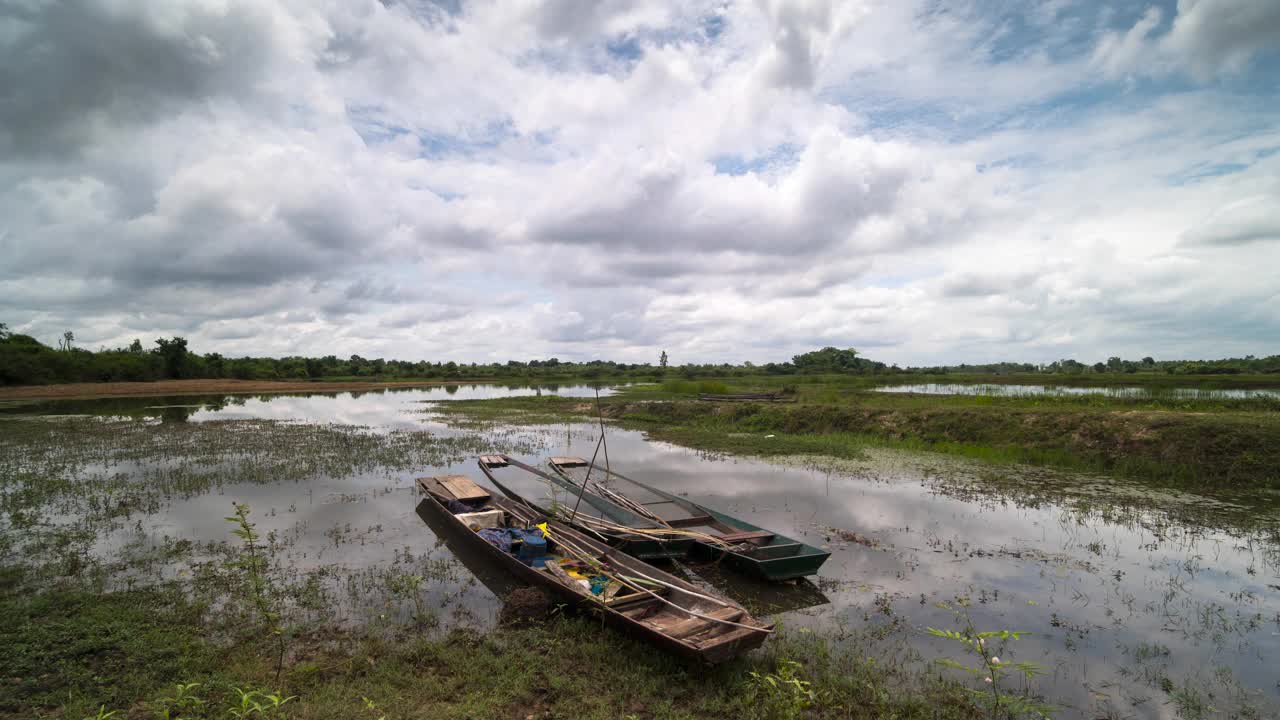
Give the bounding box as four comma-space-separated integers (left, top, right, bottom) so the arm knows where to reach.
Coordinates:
0, 378, 486, 401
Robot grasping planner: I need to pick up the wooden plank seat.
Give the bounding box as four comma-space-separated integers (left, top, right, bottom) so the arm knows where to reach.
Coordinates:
616, 596, 664, 617
715, 530, 776, 544
661, 607, 745, 639
744, 542, 802, 559
665, 515, 717, 528
437, 474, 490, 502
696, 624, 762, 650
549, 456, 588, 467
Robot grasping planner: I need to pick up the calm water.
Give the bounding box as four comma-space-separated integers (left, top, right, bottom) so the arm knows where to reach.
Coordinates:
8, 386, 1279, 719
873, 383, 1280, 400
0, 382, 617, 425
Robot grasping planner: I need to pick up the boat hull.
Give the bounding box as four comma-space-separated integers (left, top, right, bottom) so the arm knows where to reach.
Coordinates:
548, 458, 831, 582
689, 542, 830, 581
417, 485, 769, 664
478, 456, 695, 560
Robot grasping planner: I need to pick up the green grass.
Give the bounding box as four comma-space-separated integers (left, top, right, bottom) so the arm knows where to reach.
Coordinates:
433, 389, 1280, 493
617, 376, 1280, 413
658, 379, 732, 395
0, 579, 215, 717
0, 578, 986, 720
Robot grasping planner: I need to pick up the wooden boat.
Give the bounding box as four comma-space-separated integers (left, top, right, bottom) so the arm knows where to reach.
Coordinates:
477, 455, 694, 561
548, 457, 830, 582
416, 474, 772, 664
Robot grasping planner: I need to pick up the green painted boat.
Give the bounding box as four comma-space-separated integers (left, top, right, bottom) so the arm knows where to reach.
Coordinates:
476, 455, 694, 561
548, 456, 830, 582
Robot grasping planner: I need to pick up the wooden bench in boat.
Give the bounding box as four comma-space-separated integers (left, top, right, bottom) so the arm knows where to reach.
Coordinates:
416, 475, 491, 503
549, 456, 589, 467
696, 623, 763, 650
654, 607, 745, 639
614, 596, 664, 617
716, 530, 776, 544
664, 515, 717, 528
743, 542, 802, 559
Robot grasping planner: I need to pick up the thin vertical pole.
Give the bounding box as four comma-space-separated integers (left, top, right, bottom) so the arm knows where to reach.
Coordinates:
596, 388, 611, 477
568, 431, 603, 525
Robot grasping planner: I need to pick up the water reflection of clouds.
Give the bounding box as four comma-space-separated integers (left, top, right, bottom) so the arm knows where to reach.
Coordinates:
185, 385, 614, 426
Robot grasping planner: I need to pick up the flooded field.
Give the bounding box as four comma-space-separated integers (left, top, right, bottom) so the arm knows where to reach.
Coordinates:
872, 383, 1280, 401
3, 386, 1278, 719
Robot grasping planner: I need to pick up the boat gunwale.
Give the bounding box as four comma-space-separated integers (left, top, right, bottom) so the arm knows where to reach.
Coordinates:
477, 455, 693, 558
483, 454, 669, 530
547, 457, 830, 558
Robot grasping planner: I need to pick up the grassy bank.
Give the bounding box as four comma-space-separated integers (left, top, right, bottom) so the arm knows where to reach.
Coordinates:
432, 390, 1280, 492
1, 574, 988, 720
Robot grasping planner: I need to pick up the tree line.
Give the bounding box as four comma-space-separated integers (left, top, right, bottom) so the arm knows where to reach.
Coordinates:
0, 324, 1276, 386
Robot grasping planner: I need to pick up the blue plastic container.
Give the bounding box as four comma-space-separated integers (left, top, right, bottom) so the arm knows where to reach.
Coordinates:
517, 532, 547, 567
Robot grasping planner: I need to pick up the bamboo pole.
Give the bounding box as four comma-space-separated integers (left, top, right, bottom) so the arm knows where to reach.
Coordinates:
596, 388, 611, 476
553, 510, 734, 549
544, 526, 771, 634
567, 431, 603, 525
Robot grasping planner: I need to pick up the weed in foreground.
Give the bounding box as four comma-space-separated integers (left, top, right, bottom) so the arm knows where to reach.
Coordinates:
926, 620, 1054, 719
743, 658, 816, 720
226, 503, 288, 682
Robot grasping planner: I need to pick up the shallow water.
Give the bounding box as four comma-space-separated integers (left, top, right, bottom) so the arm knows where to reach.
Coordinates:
873, 382, 1280, 401
4, 387, 1279, 719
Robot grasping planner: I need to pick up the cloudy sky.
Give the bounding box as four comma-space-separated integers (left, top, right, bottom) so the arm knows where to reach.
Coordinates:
2, 0, 1278, 365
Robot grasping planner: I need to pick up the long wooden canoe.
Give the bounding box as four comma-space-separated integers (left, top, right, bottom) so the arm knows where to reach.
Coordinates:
416, 474, 772, 664
547, 457, 830, 582
476, 455, 694, 561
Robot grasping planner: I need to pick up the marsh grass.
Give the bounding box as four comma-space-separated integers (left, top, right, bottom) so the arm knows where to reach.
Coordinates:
438, 391, 1280, 492
659, 379, 731, 395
